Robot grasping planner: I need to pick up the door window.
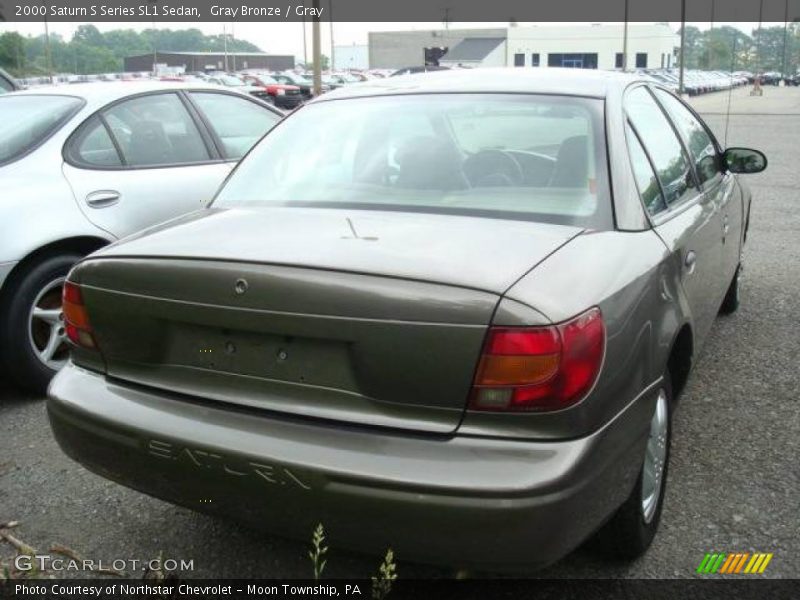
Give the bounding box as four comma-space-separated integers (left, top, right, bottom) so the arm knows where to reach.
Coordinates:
653, 89, 721, 186
189, 92, 280, 159
102, 93, 210, 167
624, 86, 699, 208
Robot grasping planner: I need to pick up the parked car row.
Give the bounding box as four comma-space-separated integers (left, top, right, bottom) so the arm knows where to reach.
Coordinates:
637, 69, 751, 96
0, 67, 770, 572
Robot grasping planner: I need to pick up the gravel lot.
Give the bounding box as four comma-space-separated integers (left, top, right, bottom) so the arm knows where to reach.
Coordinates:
1, 86, 798, 580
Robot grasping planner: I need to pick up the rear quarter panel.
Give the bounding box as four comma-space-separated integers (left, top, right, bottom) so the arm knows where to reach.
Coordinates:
458, 229, 689, 440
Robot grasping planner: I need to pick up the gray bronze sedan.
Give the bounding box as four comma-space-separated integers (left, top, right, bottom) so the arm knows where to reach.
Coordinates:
48, 69, 766, 570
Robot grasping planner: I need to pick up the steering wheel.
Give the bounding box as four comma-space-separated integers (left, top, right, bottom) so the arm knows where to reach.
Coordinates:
463, 149, 525, 187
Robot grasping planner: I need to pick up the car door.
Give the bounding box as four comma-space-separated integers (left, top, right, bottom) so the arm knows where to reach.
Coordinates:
652, 88, 742, 298
62, 91, 231, 239
624, 85, 724, 349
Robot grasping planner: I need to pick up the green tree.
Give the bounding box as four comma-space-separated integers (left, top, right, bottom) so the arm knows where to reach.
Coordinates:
0, 32, 26, 74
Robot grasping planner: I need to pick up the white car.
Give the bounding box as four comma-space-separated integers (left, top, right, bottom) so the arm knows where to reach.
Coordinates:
0, 82, 283, 392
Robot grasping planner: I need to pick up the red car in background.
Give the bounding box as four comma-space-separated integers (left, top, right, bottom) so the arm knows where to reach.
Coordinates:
241, 73, 304, 109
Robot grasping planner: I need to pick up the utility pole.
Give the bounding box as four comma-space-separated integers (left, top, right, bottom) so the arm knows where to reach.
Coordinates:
223, 23, 229, 71
149, 0, 157, 74
312, 0, 321, 96
329, 0, 334, 71
302, 16, 308, 67
707, 0, 715, 69
622, 0, 629, 71
781, 0, 789, 80
231, 21, 236, 71
42, 1, 53, 83
678, 0, 686, 94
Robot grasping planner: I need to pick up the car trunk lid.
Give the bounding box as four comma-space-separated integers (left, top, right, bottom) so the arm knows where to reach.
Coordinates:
75, 208, 581, 433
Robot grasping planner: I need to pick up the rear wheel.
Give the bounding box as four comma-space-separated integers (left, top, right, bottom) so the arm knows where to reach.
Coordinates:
719, 264, 741, 315
594, 375, 672, 560
0, 254, 81, 394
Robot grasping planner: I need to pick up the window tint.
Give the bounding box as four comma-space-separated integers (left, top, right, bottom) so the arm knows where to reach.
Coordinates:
625, 123, 666, 215
71, 116, 122, 166
102, 93, 210, 167
625, 86, 698, 207
190, 93, 280, 159
214, 94, 612, 229
0, 95, 82, 164
654, 89, 720, 186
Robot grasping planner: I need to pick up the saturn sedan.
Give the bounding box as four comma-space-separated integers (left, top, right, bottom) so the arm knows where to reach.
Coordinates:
48, 69, 766, 570
0, 82, 282, 393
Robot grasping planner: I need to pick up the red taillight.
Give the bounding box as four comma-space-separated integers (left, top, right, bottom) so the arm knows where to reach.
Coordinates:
469, 308, 605, 412
62, 281, 96, 350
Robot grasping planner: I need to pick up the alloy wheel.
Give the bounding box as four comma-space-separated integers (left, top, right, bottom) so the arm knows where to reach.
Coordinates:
28, 276, 69, 371
641, 388, 669, 524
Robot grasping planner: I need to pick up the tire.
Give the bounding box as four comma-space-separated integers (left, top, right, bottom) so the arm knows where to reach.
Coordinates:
0, 254, 82, 395
719, 264, 741, 315
593, 374, 673, 560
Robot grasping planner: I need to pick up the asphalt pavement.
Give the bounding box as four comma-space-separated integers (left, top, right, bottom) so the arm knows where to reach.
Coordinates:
1, 85, 798, 580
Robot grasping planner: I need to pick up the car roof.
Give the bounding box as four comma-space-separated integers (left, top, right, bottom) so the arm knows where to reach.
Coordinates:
316, 67, 646, 102
5, 81, 244, 107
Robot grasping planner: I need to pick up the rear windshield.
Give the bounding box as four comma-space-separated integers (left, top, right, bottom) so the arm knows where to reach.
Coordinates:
214, 93, 612, 228
0, 95, 82, 165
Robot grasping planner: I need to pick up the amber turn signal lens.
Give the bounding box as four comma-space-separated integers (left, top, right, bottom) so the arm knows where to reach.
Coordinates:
475, 353, 560, 386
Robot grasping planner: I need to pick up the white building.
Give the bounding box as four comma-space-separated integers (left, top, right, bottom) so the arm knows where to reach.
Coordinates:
333, 44, 368, 70
369, 24, 679, 71
506, 24, 678, 70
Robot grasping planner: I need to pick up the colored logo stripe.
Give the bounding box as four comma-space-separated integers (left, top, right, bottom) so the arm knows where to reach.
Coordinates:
697, 552, 773, 574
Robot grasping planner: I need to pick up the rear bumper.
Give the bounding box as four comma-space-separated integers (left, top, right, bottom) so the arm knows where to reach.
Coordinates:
47, 363, 651, 571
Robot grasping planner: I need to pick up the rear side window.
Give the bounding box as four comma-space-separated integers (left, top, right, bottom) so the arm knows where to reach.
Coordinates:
102, 93, 210, 167
0, 95, 82, 165
0, 75, 15, 93
625, 123, 666, 215
624, 86, 699, 208
69, 117, 122, 167
189, 92, 280, 159
653, 89, 721, 186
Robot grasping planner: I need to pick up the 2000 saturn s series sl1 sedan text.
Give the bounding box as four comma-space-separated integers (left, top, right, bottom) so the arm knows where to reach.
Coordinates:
47, 69, 767, 571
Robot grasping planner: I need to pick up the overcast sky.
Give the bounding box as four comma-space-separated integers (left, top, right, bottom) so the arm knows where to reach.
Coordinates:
0, 21, 777, 60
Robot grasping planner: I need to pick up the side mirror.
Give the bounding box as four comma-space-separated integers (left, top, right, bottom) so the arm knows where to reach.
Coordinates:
723, 147, 767, 174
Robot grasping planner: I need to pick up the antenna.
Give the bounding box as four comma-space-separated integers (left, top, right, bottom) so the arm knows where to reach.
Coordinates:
723, 35, 736, 148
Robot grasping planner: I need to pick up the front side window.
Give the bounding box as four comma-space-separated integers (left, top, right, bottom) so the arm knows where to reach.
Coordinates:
654, 89, 721, 186
102, 93, 210, 167
625, 86, 698, 207
190, 92, 280, 159
215, 94, 612, 229
0, 95, 82, 164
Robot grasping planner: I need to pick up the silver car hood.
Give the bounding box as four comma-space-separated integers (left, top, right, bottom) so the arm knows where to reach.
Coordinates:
93, 207, 584, 294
